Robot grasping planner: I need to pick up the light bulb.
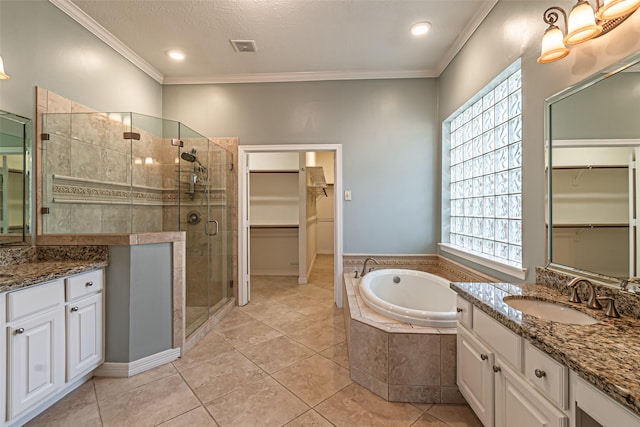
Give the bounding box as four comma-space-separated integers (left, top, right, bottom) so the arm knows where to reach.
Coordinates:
565, 1, 602, 45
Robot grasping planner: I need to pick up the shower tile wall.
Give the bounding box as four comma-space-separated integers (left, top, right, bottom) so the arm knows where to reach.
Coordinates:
38, 90, 239, 328
39, 89, 176, 234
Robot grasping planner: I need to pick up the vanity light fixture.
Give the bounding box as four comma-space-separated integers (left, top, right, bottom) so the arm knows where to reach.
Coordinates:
410, 21, 431, 36
0, 55, 9, 80
538, 0, 640, 63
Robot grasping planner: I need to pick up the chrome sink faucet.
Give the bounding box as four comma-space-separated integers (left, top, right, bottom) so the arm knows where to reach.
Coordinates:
567, 277, 602, 310
360, 257, 380, 277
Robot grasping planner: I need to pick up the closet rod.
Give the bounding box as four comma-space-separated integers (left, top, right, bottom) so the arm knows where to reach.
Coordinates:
249, 170, 299, 174
250, 225, 299, 229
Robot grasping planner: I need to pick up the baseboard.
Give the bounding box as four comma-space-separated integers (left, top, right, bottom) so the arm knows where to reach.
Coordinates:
94, 347, 181, 378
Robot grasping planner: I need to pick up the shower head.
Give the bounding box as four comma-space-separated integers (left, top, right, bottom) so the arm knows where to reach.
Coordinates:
180, 149, 207, 171
181, 151, 197, 163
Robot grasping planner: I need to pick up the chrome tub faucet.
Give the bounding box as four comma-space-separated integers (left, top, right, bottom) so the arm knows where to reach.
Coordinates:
360, 257, 380, 277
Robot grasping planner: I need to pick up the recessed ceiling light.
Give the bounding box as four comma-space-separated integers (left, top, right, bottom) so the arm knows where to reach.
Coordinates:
410, 21, 431, 36
167, 50, 185, 61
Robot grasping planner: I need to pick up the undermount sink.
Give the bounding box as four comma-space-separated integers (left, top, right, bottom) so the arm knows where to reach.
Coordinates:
504, 297, 598, 325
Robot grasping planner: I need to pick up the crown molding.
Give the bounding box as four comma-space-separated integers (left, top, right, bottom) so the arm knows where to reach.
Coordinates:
49, 0, 164, 83
50, 0, 496, 85
435, 0, 499, 75
163, 69, 436, 85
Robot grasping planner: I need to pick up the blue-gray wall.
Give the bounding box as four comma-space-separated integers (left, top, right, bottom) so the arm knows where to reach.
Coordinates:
106, 244, 173, 363
0, 0, 162, 119
438, 1, 640, 282
163, 79, 439, 254
4, 0, 640, 280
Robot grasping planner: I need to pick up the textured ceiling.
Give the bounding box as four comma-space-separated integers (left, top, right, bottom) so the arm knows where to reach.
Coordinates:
63, 0, 497, 83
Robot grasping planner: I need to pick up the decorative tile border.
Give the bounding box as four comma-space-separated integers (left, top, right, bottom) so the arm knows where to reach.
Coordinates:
343, 254, 499, 283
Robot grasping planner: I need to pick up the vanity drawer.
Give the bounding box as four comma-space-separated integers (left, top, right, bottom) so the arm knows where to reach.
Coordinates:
66, 269, 103, 302
473, 306, 522, 371
524, 340, 568, 409
7, 279, 64, 322
456, 295, 472, 328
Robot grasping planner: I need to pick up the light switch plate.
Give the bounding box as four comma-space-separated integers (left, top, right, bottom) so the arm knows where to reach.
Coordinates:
345, 190, 352, 201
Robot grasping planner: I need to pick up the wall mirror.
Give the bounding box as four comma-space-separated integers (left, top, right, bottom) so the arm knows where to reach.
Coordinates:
0, 111, 31, 245
546, 52, 640, 283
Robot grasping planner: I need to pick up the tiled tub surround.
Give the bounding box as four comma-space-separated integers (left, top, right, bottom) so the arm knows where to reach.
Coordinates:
341, 254, 498, 403
343, 273, 461, 404
452, 278, 640, 416
0, 245, 108, 292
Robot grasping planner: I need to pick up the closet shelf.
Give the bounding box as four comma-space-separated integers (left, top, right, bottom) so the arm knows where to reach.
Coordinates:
552, 165, 628, 170
250, 223, 299, 229
552, 223, 630, 228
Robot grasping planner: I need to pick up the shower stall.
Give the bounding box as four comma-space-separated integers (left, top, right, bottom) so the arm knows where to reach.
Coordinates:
40, 111, 235, 337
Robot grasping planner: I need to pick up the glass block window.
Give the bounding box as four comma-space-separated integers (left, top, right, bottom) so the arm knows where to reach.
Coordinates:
448, 65, 522, 267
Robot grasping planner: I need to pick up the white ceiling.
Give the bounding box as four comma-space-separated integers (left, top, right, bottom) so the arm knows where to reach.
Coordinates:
53, 0, 498, 84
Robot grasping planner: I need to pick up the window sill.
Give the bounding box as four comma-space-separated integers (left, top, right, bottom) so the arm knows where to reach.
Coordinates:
438, 243, 527, 281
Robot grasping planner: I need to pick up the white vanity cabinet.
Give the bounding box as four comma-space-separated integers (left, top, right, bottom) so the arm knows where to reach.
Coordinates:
457, 324, 495, 427
456, 303, 569, 427
572, 373, 640, 427
6, 279, 65, 421
494, 356, 566, 427
65, 269, 104, 381
2, 268, 105, 427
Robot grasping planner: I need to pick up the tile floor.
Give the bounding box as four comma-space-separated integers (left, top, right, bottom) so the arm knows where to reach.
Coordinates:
27, 255, 482, 427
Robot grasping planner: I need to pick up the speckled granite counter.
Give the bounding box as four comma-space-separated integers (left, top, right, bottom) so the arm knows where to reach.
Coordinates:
451, 281, 640, 416
0, 259, 108, 292
0, 245, 108, 292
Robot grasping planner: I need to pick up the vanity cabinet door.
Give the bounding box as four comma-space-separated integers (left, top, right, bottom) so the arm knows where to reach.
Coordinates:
7, 307, 65, 420
457, 325, 494, 427
494, 357, 567, 427
66, 292, 103, 381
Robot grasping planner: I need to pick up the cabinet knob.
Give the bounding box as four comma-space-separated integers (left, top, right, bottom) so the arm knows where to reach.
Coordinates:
71, 306, 79, 312
480, 353, 488, 361
456, 307, 464, 313
493, 365, 502, 373
85, 281, 94, 287
15, 328, 25, 335
534, 369, 546, 378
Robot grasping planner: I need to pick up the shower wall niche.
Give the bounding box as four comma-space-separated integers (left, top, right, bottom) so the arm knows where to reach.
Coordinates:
40, 102, 236, 338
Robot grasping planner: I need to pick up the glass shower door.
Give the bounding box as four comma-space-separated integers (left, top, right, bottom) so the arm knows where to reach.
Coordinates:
180, 127, 233, 337
206, 143, 233, 315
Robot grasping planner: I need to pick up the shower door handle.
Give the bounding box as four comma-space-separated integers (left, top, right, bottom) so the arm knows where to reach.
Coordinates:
205, 219, 219, 236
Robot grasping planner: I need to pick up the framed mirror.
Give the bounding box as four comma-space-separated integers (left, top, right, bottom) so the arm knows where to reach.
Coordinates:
546, 52, 640, 282
0, 111, 31, 245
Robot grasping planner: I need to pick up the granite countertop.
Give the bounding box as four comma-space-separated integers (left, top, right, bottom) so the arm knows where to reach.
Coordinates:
452, 281, 640, 416
0, 259, 108, 293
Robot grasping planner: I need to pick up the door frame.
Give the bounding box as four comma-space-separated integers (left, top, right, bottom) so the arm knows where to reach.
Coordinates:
238, 144, 343, 308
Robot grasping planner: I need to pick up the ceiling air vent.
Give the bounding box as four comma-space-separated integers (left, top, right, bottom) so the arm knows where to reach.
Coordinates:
230, 40, 257, 53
